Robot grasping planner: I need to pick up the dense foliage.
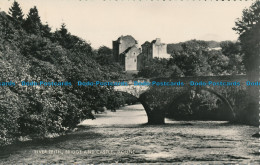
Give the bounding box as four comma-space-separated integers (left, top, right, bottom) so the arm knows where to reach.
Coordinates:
233, 0, 260, 126
0, 2, 132, 146
233, 0, 260, 73
138, 40, 245, 78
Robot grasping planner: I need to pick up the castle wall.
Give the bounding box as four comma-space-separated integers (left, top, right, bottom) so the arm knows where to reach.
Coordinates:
113, 35, 137, 67
118, 37, 136, 54
141, 43, 153, 61
152, 44, 171, 59
125, 47, 141, 71
137, 54, 143, 71
112, 41, 119, 62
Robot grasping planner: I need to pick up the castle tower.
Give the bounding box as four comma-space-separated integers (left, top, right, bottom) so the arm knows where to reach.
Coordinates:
141, 38, 171, 59
112, 35, 141, 71
151, 38, 171, 59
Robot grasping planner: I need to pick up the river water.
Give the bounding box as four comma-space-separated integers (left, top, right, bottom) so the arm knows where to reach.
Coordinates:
0, 104, 259, 164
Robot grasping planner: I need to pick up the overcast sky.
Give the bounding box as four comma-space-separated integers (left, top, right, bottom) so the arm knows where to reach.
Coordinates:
0, 0, 253, 48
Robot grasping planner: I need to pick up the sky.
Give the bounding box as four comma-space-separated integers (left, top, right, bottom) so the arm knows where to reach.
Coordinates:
0, 0, 254, 49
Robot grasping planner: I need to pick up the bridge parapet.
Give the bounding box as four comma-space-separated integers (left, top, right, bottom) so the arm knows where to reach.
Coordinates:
113, 75, 249, 98
152, 75, 248, 86
116, 78, 150, 85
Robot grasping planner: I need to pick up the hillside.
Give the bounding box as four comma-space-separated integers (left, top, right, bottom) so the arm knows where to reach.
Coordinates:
0, 5, 126, 146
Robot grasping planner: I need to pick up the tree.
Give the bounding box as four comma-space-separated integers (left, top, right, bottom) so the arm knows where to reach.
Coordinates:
0, 12, 17, 42
52, 23, 92, 53
233, 0, 260, 126
170, 40, 212, 76
233, 1, 260, 35
23, 6, 42, 34
137, 58, 183, 78
233, 0, 260, 73
95, 46, 114, 65
41, 23, 52, 38
8, 1, 24, 23
207, 49, 230, 75
219, 41, 245, 75
52, 23, 68, 46
59, 23, 68, 36
97, 46, 112, 56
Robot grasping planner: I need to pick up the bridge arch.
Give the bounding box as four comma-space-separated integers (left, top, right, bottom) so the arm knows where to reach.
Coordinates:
112, 91, 153, 123
198, 87, 235, 119
166, 87, 236, 121
112, 76, 247, 124
114, 87, 236, 124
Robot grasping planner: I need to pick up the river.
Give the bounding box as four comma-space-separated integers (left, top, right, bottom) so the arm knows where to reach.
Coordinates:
0, 104, 259, 164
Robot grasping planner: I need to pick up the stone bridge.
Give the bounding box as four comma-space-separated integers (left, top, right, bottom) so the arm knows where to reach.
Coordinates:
114, 75, 257, 124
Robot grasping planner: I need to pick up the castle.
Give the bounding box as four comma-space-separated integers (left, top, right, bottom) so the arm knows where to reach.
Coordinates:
113, 35, 171, 71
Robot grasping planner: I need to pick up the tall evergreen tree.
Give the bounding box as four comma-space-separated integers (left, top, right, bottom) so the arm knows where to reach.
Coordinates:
60, 23, 68, 36
8, 1, 24, 22
52, 23, 69, 47
41, 22, 51, 38
23, 6, 42, 34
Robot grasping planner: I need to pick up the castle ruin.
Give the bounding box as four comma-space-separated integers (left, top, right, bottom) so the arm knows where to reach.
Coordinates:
113, 35, 170, 71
